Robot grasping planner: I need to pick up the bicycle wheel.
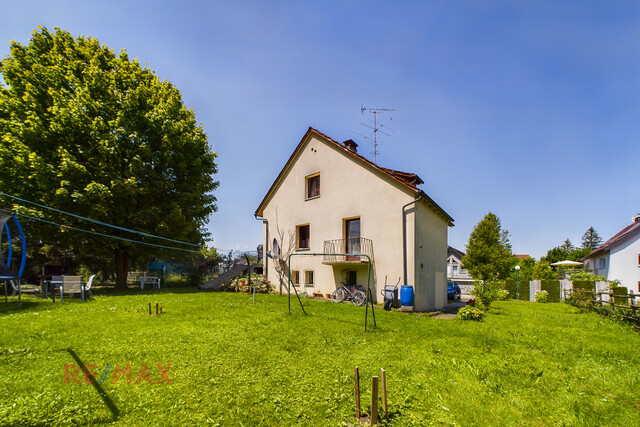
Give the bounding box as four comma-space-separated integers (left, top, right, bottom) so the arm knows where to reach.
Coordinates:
331, 288, 346, 303
352, 290, 367, 306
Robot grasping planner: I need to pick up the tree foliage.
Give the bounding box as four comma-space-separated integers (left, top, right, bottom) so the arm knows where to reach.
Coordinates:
509, 256, 536, 283
541, 240, 591, 264
462, 212, 517, 281
581, 227, 603, 250
0, 27, 219, 287
532, 260, 557, 280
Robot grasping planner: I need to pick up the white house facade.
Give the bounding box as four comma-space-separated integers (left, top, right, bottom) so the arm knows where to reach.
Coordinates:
255, 127, 454, 311
582, 215, 640, 292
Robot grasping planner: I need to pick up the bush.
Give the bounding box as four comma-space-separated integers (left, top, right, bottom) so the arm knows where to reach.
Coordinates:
457, 305, 485, 321
497, 289, 510, 301
471, 280, 505, 308
227, 274, 273, 293
535, 290, 549, 303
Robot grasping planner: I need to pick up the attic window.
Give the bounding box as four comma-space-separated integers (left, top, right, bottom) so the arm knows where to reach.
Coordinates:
306, 174, 320, 200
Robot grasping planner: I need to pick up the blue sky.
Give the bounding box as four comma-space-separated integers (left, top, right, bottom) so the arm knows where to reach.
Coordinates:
2, 1, 640, 258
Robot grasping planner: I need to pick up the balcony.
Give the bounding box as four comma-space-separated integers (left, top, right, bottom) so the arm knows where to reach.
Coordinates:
322, 238, 374, 265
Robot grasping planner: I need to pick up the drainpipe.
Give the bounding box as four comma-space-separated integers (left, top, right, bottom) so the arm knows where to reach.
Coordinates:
402, 195, 423, 286
254, 214, 269, 280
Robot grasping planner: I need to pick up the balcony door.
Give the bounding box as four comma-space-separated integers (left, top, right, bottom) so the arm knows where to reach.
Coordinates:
345, 218, 361, 260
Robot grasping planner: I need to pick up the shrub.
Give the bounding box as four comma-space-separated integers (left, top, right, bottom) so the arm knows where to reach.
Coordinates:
535, 290, 549, 303
471, 280, 505, 308
227, 274, 273, 293
457, 305, 485, 321
497, 289, 510, 301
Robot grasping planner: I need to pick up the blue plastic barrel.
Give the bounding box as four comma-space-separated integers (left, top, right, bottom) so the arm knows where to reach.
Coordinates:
400, 285, 414, 306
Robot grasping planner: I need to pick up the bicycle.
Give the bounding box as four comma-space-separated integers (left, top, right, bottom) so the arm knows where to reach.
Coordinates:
331, 282, 367, 306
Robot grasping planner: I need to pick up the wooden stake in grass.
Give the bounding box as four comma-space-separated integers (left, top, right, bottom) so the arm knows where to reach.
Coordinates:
371, 376, 379, 426
156, 302, 159, 315
381, 368, 387, 418
149, 302, 152, 315
355, 366, 361, 419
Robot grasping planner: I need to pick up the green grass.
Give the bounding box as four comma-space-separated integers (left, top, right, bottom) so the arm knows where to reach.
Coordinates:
1, 291, 639, 426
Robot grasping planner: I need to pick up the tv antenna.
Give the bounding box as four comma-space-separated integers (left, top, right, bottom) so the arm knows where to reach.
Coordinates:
356, 106, 395, 164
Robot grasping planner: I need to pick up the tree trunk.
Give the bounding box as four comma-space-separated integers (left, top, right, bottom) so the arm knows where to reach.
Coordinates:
115, 248, 130, 289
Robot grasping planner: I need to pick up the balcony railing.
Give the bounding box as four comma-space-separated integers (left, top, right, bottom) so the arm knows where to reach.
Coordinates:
322, 238, 373, 264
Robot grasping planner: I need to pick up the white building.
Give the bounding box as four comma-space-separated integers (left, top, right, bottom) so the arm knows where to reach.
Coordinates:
582, 214, 640, 292
447, 246, 474, 293
255, 127, 454, 311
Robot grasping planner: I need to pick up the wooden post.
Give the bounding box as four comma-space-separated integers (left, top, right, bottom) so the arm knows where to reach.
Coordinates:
630, 289, 636, 317
371, 376, 379, 426
355, 366, 361, 419
156, 303, 159, 315
149, 302, 152, 315
381, 369, 387, 418
160, 303, 163, 314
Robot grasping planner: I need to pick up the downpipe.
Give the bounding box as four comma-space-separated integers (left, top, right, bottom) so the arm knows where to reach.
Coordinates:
402, 195, 423, 287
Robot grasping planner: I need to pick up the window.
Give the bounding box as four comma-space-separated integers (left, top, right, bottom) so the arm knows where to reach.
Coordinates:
291, 271, 300, 286
598, 258, 606, 269
306, 174, 320, 199
638, 254, 640, 267
345, 270, 357, 286
297, 224, 310, 249
272, 238, 280, 257
452, 265, 459, 277
304, 270, 314, 287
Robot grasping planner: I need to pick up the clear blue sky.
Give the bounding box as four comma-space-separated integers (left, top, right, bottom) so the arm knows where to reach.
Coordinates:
2, 1, 640, 259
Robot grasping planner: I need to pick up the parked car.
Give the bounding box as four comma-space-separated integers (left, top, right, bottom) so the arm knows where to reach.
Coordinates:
447, 281, 461, 300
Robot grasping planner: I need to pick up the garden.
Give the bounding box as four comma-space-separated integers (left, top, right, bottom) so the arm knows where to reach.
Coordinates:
1, 289, 639, 426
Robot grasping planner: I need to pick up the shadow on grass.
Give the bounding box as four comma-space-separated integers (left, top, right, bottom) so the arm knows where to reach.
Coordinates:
0, 301, 40, 315
66, 348, 120, 422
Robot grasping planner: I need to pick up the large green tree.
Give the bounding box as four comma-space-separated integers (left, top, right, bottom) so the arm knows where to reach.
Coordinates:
0, 27, 219, 287
581, 226, 603, 250
462, 212, 517, 281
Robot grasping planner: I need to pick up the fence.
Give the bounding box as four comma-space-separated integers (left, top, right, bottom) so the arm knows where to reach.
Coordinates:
563, 287, 640, 325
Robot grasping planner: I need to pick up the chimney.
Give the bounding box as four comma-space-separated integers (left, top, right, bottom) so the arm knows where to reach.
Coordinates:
343, 139, 358, 153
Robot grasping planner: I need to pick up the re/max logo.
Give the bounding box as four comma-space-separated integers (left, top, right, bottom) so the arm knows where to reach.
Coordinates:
64, 363, 172, 385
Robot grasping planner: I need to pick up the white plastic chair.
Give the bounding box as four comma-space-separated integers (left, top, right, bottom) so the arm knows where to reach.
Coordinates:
84, 274, 96, 297
140, 276, 161, 289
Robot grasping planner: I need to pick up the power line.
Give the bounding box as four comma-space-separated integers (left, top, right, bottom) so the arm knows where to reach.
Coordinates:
0, 191, 201, 247
0, 208, 202, 253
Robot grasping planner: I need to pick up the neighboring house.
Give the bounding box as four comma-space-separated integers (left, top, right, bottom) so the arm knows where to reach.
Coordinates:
255, 127, 454, 311
447, 246, 474, 293
582, 214, 640, 292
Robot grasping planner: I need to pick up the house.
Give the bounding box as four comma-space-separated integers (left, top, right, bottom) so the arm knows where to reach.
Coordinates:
581, 214, 640, 292
254, 127, 454, 311
447, 246, 474, 293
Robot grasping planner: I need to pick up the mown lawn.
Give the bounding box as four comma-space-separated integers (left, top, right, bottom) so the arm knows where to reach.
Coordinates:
0, 290, 639, 426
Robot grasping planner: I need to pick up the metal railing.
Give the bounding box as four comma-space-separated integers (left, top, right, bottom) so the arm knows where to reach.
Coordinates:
323, 238, 373, 264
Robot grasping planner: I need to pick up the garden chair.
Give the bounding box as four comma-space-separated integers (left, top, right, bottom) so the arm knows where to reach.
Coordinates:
84, 274, 96, 297
59, 275, 85, 303
140, 275, 161, 289
7, 279, 41, 299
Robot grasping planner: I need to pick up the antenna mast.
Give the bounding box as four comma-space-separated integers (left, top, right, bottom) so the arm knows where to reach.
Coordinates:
360, 106, 395, 164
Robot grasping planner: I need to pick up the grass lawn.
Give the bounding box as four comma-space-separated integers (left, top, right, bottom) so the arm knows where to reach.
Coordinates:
1, 290, 639, 426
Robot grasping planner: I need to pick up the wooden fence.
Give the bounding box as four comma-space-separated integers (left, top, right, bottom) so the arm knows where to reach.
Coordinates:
564, 288, 640, 326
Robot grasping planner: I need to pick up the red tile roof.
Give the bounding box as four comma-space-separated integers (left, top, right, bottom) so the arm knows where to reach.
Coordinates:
582, 220, 640, 260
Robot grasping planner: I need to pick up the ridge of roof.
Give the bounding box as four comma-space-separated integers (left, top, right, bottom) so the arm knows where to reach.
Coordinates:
448, 245, 465, 259
255, 126, 454, 225
582, 221, 640, 260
